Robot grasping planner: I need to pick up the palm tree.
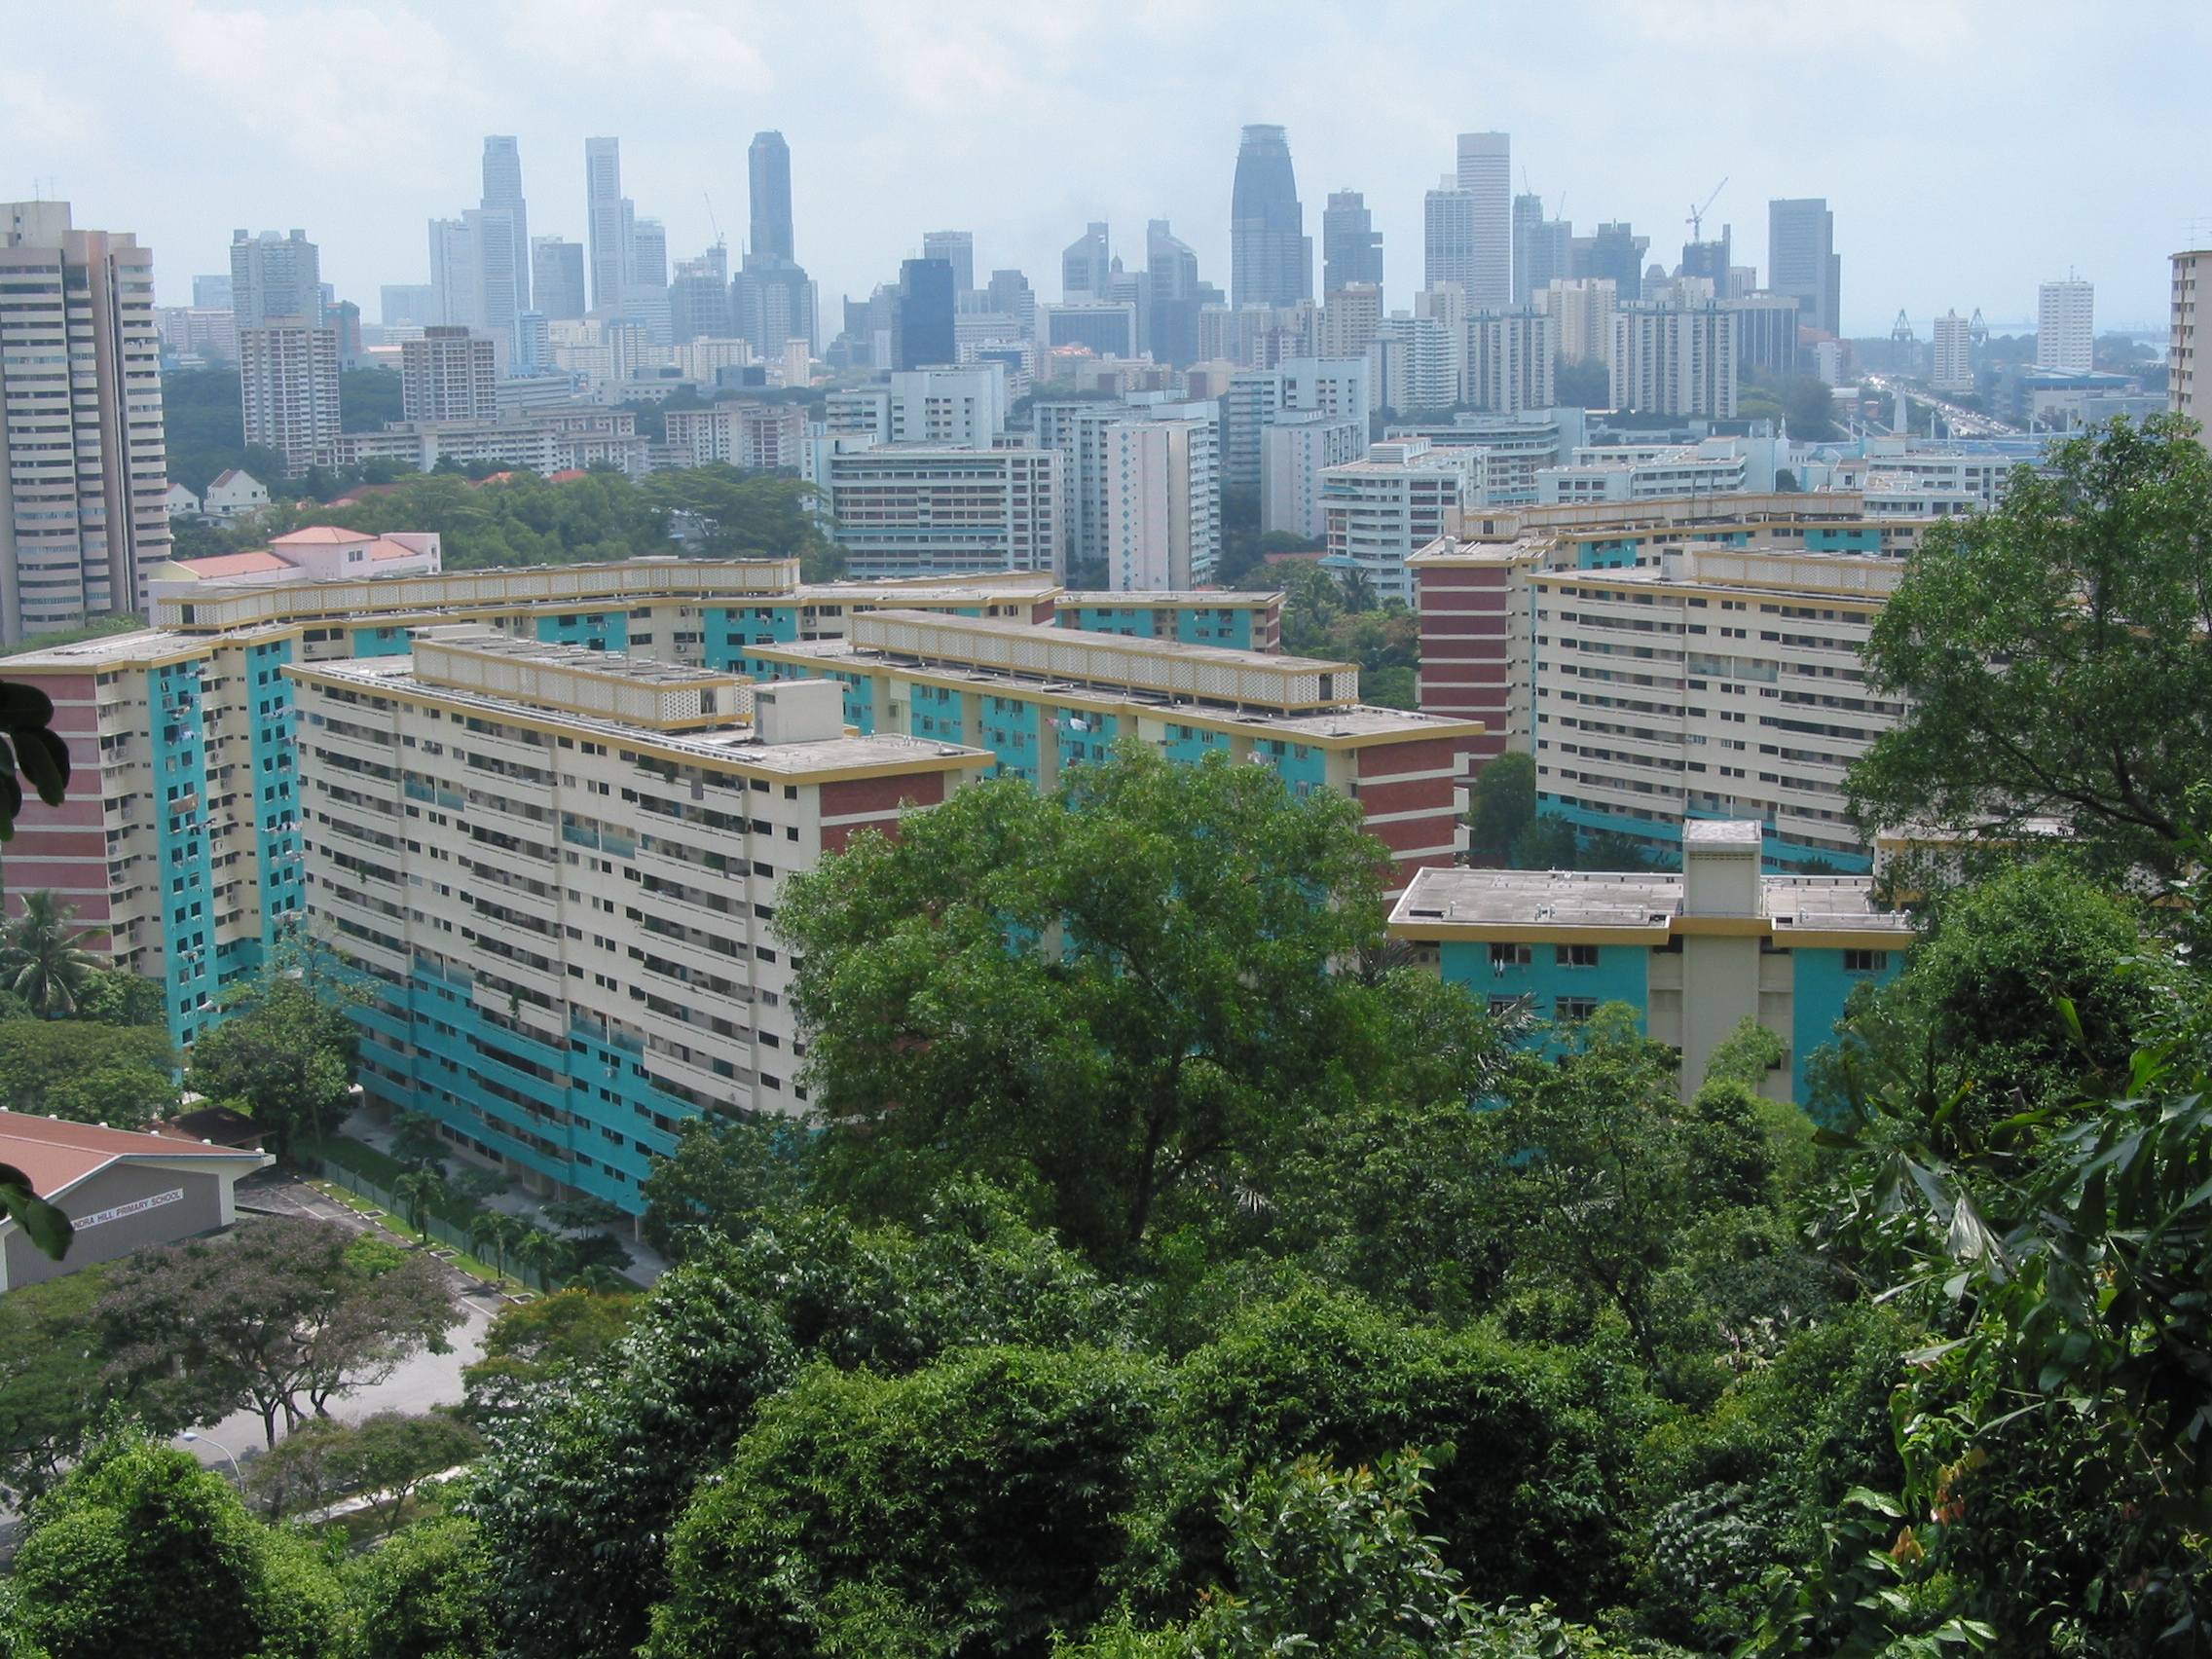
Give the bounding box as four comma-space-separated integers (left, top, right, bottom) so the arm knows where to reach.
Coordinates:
511, 1225, 561, 1292
466, 1210, 504, 1275
0, 892, 104, 1017
390, 1168, 446, 1243
494, 1213, 531, 1284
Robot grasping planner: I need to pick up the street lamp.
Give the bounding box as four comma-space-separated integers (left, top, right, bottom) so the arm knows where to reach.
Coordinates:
179, 1430, 241, 1483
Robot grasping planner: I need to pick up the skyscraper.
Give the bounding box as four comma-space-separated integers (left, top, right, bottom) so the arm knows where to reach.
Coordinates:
584, 137, 630, 312
736, 131, 815, 354
1424, 179, 1476, 294
239, 319, 339, 476
897, 258, 956, 370
1768, 199, 1840, 338
1454, 132, 1511, 308
1511, 196, 1571, 306
481, 135, 530, 313
1572, 223, 1649, 289
230, 229, 321, 327
670, 246, 732, 344
1230, 125, 1311, 311
1322, 191, 1382, 293
427, 217, 481, 327
1679, 225, 1732, 286
922, 232, 975, 293
401, 327, 498, 423
1147, 220, 1213, 367
0, 202, 170, 642
749, 131, 795, 265
531, 238, 586, 320
2036, 279, 2094, 372
1062, 223, 1110, 300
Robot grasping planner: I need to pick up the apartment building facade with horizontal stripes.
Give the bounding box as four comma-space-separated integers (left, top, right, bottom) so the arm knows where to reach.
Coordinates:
291, 630, 988, 1211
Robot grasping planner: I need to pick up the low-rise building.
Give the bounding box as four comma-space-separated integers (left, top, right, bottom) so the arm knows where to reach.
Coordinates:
1388, 818, 1910, 1104
203, 470, 269, 518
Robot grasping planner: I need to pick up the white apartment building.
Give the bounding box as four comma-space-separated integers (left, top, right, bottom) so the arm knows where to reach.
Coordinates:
1611, 302, 1737, 418
0, 201, 172, 640
1383, 409, 1586, 508
292, 628, 988, 1210
824, 363, 1009, 450
1261, 411, 1366, 537
664, 402, 805, 470
1542, 278, 1618, 366
400, 327, 498, 424
1322, 438, 1478, 602
1931, 312, 1973, 394
2036, 279, 2094, 373
1465, 310, 1557, 415
240, 320, 340, 476
1536, 437, 1780, 506
1416, 535, 1907, 870
815, 443, 1066, 580
1104, 418, 1220, 590
2172, 250, 2211, 434
1374, 313, 1460, 414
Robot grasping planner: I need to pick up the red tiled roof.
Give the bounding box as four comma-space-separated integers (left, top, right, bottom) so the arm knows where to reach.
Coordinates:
0, 1111, 266, 1201
176, 550, 294, 577
370, 538, 419, 560
272, 525, 372, 545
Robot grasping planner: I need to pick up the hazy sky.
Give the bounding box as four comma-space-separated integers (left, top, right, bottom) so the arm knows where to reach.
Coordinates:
4, 1, 2200, 337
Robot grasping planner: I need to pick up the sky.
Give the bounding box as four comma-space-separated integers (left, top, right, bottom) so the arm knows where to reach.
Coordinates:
3, 0, 2201, 338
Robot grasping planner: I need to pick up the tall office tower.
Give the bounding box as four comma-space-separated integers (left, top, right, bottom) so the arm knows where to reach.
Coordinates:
1727, 293, 1803, 380
1610, 297, 1737, 417
1322, 191, 1382, 293
1230, 125, 1311, 311
531, 238, 586, 320
1679, 225, 1731, 284
1453, 132, 1511, 308
427, 217, 481, 327
0, 202, 169, 642
380, 285, 433, 327
400, 327, 498, 422
2037, 280, 2094, 371
670, 247, 732, 344
193, 274, 233, 311
986, 269, 1037, 338
897, 258, 957, 370
1511, 194, 1568, 305
749, 130, 795, 264
510, 310, 550, 375
330, 300, 364, 366
1768, 198, 1840, 338
1146, 220, 1215, 367
1931, 311, 1973, 393
631, 219, 668, 291
238, 318, 339, 475
584, 137, 630, 312
1424, 179, 1476, 293
922, 232, 975, 293
1062, 223, 1110, 299
1571, 222, 1648, 288
474, 207, 524, 340
1465, 311, 1557, 414
230, 229, 321, 327
1542, 278, 1619, 365
481, 135, 530, 313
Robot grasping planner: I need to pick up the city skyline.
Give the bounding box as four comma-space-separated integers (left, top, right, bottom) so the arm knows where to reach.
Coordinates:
2, 3, 2196, 336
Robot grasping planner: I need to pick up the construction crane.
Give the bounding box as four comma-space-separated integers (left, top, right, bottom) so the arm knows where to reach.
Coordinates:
1686, 179, 1728, 241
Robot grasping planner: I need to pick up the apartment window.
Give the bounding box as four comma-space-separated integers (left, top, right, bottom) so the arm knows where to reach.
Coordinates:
1555, 944, 1600, 968
1489, 943, 1532, 968
1555, 996, 1600, 1021
1843, 949, 1890, 974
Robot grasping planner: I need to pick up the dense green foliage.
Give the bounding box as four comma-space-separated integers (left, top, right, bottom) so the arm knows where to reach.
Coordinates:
1850, 415, 2212, 880
188, 968, 362, 1159
0, 1019, 178, 1126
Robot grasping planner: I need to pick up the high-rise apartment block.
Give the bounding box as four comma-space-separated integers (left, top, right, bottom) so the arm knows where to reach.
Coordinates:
804, 445, 1065, 579
238, 319, 339, 476
230, 229, 321, 328
1322, 437, 1478, 603
922, 232, 976, 293
664, 402, 805, 469
1931, 311, 1973, 394
1465, 311, 1557, 415
1262, 410, 1367, 537
1374, 313, 1460, 414
1219, 358, 1372, 494
1543, 278, 1619, 366
2036, 280, 2094, 372
1767, 199, 1840, 338
1322, 192, 1382, 293
1230, 126, 1311, 310
1105, 418, 1220, 590
2170, 249, 2212, 434
0, 201, 170, 642
1453, 132, 1512, 309
401, 327, 498, 423
826, 365, 1009, 450
1611, 298, 1737, 418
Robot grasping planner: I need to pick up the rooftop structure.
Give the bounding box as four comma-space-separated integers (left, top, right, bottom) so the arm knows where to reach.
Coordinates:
1389, 818, 1912, 1103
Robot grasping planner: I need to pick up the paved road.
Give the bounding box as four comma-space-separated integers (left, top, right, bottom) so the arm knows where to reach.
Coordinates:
178, 1174, 512, 1472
